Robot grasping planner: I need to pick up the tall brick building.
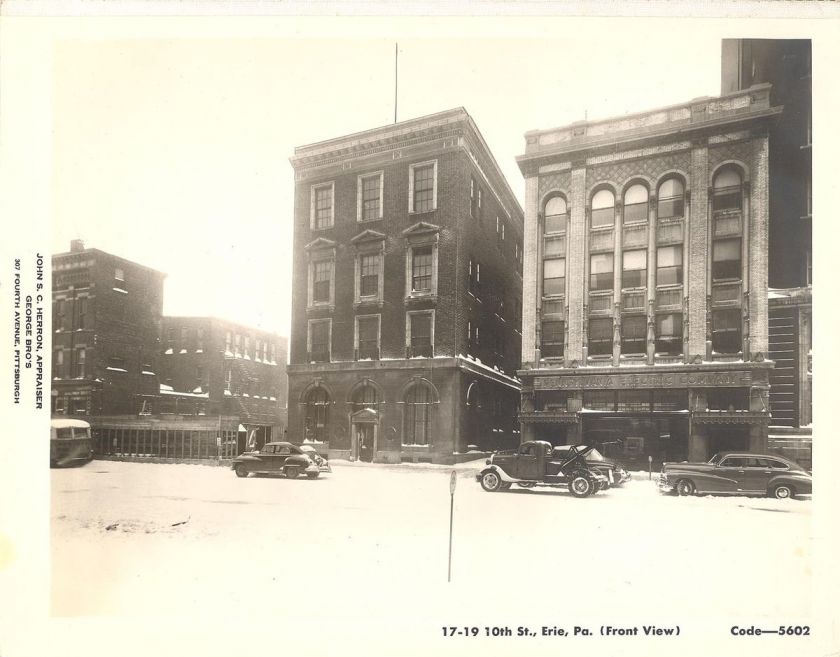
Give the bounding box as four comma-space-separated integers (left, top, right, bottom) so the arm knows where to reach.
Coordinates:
287, 108, 524, 463
159, 316, 288, 450
52, 240, 165, 416
722, 39, 812, 442
516, 86, 781, 464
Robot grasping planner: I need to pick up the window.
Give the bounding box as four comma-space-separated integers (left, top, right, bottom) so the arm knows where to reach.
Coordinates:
351, 384, 378, 413
583, 390, 615, 411
408, 312, 433, 357
591, 189, 615, 228
75, 297, 87, 330
312, 259, 333, 303
54, 300, 65, 331
543, 258, 565, 296
309, 320, 331, 362
621, 315, 647, 355
590, 253, 614, 291
468, 259, 480, 295
225, 331, 232, 355
403, 383, 433, 445
234, 334, 241, 357
114, 267, 125, 282
541, 320, 564, 358
712, 309, 741, 354
712, 168, 742, 212
410, 162, 436, 213
655, 313, 683, 355
107, 356, 126, 371
622, 250, 647, 289
311, 183, 334, 229
359, 254, 379, 297
54, 349, 65, 378
658, 178, 685, 218
653, 389, 688, 411
356, 315, 380, 360
544, 237, 564, 257
712, 238, 741, 280
196, 328, 204, 352
304, 387, 330, 442
707, 388, 749, 411
657, 246, 683, 285
544, 196, 568, 233
224, 367, 232, 391
617, 390, 650, 412
358, 172, 383, 222
588, 317, 613, 356
73, 348, 86, 378
623, 184, 649, 223
244, 336, 250, 359
269, 342, 276, 363
411, 246, 433, 293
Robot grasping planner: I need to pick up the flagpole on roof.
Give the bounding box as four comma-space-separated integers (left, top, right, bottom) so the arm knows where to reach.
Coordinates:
394, 42, 399, 124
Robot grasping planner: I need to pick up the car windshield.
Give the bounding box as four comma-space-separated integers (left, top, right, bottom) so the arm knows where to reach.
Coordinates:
708, 453, 723, 465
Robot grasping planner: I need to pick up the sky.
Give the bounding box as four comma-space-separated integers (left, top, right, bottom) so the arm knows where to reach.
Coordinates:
51, 30, 727, 337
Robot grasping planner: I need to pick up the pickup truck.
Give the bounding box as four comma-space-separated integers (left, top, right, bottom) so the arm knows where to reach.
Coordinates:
476, 440, 609, 498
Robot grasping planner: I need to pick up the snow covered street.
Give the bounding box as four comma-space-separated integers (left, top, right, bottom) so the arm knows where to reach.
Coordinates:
52, 458, 812, 624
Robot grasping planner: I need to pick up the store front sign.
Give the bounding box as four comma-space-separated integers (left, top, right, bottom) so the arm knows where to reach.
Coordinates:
533, 370, 751, 390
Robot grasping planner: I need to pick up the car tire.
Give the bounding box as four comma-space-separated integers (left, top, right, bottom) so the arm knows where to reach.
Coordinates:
306, 472, 319, 479
234, 464, 249, 478
675, 479, 695, 496
569, 474, 593, 498
770, 484, 794, 500
499, 482, 512, 491
285, 466, 300, 479
480, 470, 502, 492
517, 481, 536, 488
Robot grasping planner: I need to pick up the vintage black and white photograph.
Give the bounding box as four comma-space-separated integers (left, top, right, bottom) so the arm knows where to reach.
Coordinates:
0, 9, 837, 657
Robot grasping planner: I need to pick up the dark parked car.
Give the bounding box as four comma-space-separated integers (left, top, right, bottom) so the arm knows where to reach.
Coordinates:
232, 441, 330, 479
476, 440, 609, 498
659, 452, 812, 499
551, 444, 631, 486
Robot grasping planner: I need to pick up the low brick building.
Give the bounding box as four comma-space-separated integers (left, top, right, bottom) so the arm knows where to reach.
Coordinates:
51, 240, 166, 416
287, 108, 524, 463
516, 86, 781, 465
159, 316, 288, 451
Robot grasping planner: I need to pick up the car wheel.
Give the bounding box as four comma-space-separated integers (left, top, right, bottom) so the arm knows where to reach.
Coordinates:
285, 466, 300, 479
234, 464, 249, 478
675, 479, 695, 496
771, 484, 794, 500
569, 474, 593, 498
306, 472, 319, 479
517, 481, 536, 488
499, 482, 512, 491
480, 470, 502, 492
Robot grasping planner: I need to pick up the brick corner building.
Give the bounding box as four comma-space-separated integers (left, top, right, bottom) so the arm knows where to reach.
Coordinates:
51, 239, 166, 416
516, 87, 781, 465
288, 108, 524, 464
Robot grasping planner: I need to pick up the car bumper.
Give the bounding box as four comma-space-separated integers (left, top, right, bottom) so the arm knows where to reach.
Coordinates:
658, 476, 676, 493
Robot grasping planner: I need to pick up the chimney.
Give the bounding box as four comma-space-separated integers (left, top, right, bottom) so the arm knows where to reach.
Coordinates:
70, 239, 85, 252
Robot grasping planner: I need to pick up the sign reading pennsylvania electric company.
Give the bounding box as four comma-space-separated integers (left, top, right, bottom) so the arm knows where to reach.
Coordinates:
533, 370, 752, 390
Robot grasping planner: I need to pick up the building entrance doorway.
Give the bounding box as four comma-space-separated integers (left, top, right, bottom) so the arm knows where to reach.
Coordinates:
355, 423, 375, 462
707, 425, 750, 456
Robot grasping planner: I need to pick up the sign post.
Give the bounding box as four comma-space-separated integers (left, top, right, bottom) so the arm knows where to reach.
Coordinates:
648, 455, 653, 480
448, 470, 456, 583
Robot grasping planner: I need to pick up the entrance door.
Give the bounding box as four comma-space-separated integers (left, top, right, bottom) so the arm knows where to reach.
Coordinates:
356, 424, 374, 462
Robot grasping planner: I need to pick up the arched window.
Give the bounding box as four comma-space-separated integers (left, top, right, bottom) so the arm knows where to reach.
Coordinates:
623, 184, 649, 223
544, 196, 568, 234
657, 178, 685, 219
712, 167, 743, 211
351, 384, 378, 413
403, 383, 433, 446
591, 189, 615, 228
304, 387, 330, 442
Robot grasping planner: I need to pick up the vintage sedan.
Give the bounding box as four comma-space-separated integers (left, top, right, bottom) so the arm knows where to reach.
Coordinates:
659, 452, 812, 499
232, 441, 330, 479
551, 445, 631, 486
